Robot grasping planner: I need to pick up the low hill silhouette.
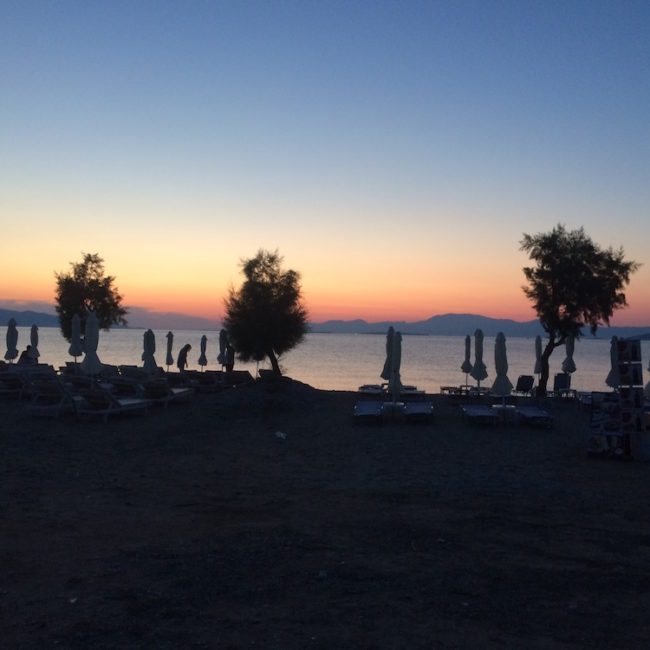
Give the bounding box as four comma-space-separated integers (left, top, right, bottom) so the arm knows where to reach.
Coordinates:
310, 313, 650, 339
2, 307, 649, 339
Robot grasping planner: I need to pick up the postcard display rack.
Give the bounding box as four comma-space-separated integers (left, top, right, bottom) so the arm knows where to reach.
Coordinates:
589, 339, 647, 459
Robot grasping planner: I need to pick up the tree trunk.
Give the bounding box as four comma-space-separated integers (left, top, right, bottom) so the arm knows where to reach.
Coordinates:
536, 337, 558, 397
267, 350, 282, 376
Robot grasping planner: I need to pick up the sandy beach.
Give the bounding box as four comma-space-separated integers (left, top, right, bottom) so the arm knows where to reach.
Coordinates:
2, 380, 650, 648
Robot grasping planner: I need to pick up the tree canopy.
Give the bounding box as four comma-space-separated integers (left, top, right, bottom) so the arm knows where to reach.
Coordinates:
520, 224, 639, 394
55, 253, 128, 341
223, 250, 308, 376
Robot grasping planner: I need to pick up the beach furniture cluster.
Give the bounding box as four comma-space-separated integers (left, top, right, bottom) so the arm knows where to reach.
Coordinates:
354, 326, 435, 424
354, 384, 434, 424
446, 374, 556, 427
0, 359, 253, 423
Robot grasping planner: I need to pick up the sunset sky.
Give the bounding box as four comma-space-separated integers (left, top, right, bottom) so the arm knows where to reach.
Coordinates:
2, 1, 650, 325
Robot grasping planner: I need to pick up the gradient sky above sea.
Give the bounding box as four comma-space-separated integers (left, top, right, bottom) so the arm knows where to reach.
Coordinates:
2, 1, 650, 325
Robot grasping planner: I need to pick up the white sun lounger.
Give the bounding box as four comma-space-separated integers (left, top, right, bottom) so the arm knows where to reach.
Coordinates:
461, 405, 499, 425
516, 406, 554, 428
26, 379, 84, 418
77, 391, 152, 423
353, 400, 384, 423
403, 401, 434, 422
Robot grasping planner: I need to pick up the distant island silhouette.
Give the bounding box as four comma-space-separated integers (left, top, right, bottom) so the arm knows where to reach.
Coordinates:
309, 314, 650, 339
2, 307, 649, 339
0, 307, 218, 332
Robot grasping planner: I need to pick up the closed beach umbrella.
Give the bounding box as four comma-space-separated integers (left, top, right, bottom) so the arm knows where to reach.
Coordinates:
388, 330, 403, 404
142, 329, 157, 373
491, 332, 513, 397
605, 336, 619, 389
469, 328, 488, 387
218, 329, 228, 367
461, 335, 473, 385
165, 331, 174, 370
534, 335, 542, 377
645, 358, 650, 401
380, 326, 395, 382
4, 318, 18, 362
68, 314, 83, 359
561, 335, 576, 374
198, 334, 208, 370
80, 311, 102, 376
29, 324, 40, 361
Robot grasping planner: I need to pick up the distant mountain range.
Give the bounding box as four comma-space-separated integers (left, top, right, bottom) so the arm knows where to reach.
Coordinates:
308, 313, 650, 339
0, 307, 219, 331
2, 307, 649, 339
0, 309, 60, 328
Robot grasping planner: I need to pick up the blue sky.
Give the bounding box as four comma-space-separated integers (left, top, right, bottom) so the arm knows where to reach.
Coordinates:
2, 1, 650, 324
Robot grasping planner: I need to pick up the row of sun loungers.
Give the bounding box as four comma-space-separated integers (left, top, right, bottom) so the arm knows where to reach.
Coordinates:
355, 382, 434, 424
76, 391, 152, 423
517, 405, 555, 427
353, 399, 435, 423
1, 363, 197, 422
26, 380, 152, 422
461, 404, 554, 427
2, 361, 261, 421
353, 397, 553, 427
441, 374, 576, 400
353, 377, 555, 427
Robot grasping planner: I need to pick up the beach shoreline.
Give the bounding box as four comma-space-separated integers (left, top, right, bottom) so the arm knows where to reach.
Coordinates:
2, 380, 650, 648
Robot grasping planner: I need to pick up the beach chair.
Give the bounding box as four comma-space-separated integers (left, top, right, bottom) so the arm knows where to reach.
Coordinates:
27, 379, 83, 418
182, 370, 220, 392
461, 404, 499, 425
225, 370, 255, 385
0, 371, 27, 399
551, 373, 575, 398
0, 365, 57, 400
99, 364, 121, 380
168, 371, 198, 388
357, 384, 386, 398
77, 390, 152, 423
403, 401, 434, 423
106, 376, 144, 397
516, 405, 554, 428
141, 379, 193, 407
119, 365, 150, 381
441, 385, 479, 400
65, 374, 94, 391
353, 400, 384, 423
399, 386, 427, 402
513, 375, 535, 397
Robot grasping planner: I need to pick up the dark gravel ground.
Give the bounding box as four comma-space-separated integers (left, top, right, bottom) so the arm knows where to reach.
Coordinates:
2, 381, 650, 648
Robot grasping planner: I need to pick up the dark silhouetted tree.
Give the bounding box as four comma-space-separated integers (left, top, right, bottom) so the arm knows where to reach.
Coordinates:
521, 225, 639, 395
55, 253, 128, 341
224, 250, 308, 376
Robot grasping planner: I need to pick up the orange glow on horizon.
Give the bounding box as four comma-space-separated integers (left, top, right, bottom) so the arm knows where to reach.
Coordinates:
3, 250, 650, 326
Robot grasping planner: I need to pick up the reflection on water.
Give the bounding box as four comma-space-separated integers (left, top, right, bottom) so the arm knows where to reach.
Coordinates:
9, 326, 650, 394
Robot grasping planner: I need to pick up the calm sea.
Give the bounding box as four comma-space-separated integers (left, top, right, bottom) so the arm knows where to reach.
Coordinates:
8, 326, 650, 394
